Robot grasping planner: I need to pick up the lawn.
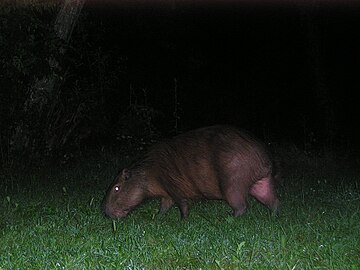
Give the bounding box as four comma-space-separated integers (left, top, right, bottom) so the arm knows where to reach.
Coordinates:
1, 151, 359, 269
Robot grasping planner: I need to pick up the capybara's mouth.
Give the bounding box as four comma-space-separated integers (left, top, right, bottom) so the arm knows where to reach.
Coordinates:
104, 207, 129, 219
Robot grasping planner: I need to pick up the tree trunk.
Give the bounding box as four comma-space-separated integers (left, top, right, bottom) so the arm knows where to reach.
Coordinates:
27, 0, 85, 111
54, 0, 86, 42
20, 0, 86, 156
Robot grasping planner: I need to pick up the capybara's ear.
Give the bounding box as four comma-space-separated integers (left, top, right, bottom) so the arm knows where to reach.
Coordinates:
122, 169, 131, 180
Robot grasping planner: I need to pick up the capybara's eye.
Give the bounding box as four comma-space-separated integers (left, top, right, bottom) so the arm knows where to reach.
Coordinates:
114, 186, 120, 192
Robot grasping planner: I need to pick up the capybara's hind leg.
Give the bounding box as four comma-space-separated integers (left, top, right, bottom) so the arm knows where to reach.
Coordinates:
178, 199, 189, 219
250, 177, 279, 213
224, 190, 248, 217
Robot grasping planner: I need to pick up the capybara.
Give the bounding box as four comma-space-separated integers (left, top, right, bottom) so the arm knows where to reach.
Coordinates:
103, 125, 279, 219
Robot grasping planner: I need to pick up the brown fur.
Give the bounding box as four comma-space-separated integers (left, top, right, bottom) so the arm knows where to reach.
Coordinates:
103, 125, 279, 219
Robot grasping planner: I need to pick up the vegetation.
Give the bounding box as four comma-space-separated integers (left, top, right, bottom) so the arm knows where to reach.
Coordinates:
0, 3, 160, 165
1, 151, 359, 269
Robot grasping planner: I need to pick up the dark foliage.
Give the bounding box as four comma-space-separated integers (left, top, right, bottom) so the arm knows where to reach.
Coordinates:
0, 5, 159, 166
1, 3, 357, 167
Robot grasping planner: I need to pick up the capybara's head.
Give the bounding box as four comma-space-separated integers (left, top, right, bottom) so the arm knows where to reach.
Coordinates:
103, 169, 145, 218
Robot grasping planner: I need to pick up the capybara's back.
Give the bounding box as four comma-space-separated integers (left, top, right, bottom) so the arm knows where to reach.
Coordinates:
103, 125, 279, 219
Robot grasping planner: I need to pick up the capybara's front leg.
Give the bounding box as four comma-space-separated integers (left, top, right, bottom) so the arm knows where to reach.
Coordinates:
159, 197, 175, 215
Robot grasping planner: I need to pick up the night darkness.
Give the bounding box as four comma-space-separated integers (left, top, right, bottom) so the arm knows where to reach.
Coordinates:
1, 1, 360, 161
83, 1, 360, 151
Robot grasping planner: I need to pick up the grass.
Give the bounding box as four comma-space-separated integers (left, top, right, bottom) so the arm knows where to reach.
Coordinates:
1, 152, 360, 269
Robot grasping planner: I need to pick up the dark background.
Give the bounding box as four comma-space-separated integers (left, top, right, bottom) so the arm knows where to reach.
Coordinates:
1, 1, 360, 163
86, 1, 360, 147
